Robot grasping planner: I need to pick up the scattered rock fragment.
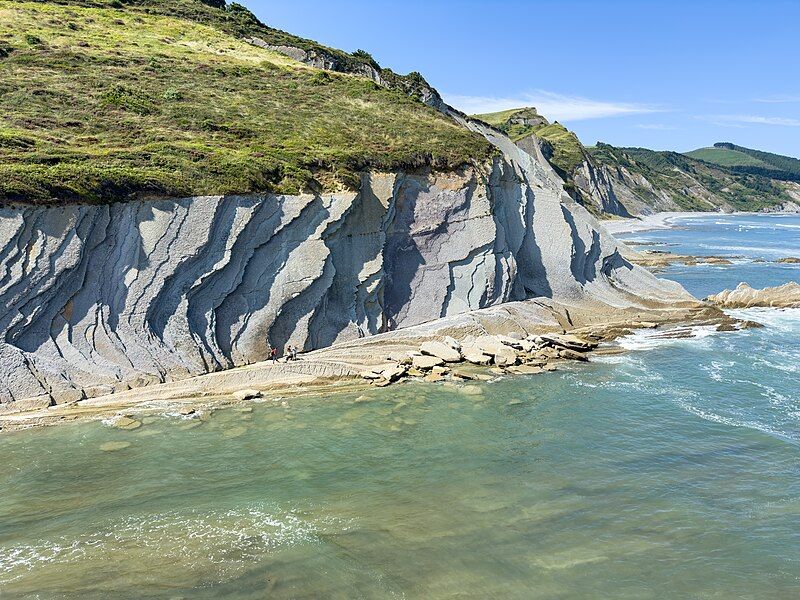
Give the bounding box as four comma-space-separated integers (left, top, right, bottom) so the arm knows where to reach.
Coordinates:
233, 389, 263, 401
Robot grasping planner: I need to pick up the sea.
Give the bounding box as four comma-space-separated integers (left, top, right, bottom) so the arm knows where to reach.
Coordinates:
0, 213, 798, 598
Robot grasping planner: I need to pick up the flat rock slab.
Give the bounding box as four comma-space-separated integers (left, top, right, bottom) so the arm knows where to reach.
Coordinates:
419, 341, 462, 363
508, 365, 544, 375
412, 355, 445, 370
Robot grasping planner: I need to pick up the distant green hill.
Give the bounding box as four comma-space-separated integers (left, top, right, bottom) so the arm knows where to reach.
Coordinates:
0, 0, 490, 205
685, 143, 800, 182
685, 146, 769, 168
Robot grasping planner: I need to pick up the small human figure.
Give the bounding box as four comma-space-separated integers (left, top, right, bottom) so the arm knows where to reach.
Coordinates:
291, 345, 298, 361
270, 346, 278, 364
285, 345, 292, 362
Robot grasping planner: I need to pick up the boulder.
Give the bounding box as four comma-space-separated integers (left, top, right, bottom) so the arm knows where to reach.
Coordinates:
443, 336, 462, 351
233, 389, 263, 401
423, 372, 446, 383
461, 344, 492, 365
179, 406, 196, 416
497, 335, 523, 349
412, 354, 445, 370
451, 370, 476, 381
381, 364, 408, 382
539, 333, 597, 352
557, 348, 589, 362
475, 335, 518, 366
431, 365, 450, 375
419, 341, 462, 363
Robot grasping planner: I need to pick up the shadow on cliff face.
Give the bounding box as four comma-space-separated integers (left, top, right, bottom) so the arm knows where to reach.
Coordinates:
561, 204, 602, 284
382, 177, 427, 331
305, 180, 389, 349
490, 163, 553, 300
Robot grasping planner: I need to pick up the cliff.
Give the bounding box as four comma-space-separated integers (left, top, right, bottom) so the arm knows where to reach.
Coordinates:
0, 126, 692, 407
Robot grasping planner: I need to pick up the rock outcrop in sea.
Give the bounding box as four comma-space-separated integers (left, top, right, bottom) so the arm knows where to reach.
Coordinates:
0, 114, 693, 409
706, 282, 800, 309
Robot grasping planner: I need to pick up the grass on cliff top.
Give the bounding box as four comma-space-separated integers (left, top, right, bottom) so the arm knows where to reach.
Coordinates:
0, 0, 491, 205
472, 107, 547, 142
684, 146, 769, 168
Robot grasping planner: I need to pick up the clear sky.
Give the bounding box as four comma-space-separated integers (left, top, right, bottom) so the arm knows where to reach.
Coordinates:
241, 0, 800, 157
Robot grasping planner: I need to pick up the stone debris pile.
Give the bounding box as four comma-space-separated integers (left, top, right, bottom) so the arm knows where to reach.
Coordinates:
359, 332, 599, 387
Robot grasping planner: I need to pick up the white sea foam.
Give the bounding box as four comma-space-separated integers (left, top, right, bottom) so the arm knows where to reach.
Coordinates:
726, 308, 800, 331
616, 325, 719, 352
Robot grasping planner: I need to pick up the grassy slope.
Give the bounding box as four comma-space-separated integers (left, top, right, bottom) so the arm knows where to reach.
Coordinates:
0, 0, 491, 205
685, 146, 768, 168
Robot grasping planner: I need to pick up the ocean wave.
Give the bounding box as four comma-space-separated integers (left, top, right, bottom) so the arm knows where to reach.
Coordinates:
674, 397, 797, 442
0, 503, 327, 583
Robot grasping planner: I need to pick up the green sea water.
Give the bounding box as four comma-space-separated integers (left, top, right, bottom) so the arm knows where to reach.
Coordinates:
1, 215, 798, 598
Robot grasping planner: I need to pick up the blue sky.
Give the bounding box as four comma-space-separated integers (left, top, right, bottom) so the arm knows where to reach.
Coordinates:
243, 0, 800, 157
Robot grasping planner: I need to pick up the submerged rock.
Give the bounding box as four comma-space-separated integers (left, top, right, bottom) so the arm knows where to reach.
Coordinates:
112, 416, 142, 430
99, 441, 132, 452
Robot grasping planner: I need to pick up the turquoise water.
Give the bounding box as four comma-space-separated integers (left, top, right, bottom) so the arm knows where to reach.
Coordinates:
1, 215, 799, 598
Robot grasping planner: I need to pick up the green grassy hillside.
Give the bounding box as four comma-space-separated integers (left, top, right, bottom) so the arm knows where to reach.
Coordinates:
685, 146, 768, 168
685, 143, 800, 183
0, 0, 491, 205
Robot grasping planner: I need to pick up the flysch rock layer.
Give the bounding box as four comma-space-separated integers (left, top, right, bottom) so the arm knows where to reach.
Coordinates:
0, 120, 694, 407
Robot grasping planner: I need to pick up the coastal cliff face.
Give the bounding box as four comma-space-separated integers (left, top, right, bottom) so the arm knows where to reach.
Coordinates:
0, 130, 689, 408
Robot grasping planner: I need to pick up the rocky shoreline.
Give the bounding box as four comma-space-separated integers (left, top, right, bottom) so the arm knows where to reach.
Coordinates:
0, 297, 741, 433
